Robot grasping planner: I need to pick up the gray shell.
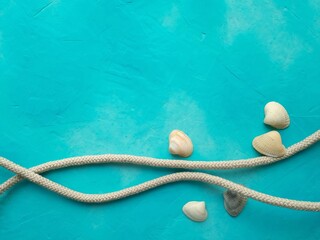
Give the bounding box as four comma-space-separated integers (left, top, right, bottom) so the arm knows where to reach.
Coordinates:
223, 190, 247, 217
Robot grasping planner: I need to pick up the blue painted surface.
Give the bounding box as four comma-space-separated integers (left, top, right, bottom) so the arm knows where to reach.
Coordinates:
0, 0, 320, 239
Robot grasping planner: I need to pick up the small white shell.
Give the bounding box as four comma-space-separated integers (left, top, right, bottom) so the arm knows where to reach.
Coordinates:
264, 101, 290, 129
252, 131, 286, 157
169, 130, 193, 157
182, 201, 208, 222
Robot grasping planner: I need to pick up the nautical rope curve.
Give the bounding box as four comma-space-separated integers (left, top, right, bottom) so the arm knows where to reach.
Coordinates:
0, 130, 319, 211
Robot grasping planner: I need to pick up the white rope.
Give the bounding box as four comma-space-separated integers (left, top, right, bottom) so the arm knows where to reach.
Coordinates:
0, 130, 319, 211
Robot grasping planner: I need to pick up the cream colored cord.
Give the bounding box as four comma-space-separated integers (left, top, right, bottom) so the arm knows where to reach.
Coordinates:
0, 130, 319, 211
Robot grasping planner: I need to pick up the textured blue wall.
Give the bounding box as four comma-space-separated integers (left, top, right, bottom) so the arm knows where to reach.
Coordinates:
0, 0, 319, 239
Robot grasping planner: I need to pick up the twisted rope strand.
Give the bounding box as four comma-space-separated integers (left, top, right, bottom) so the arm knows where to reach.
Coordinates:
1, 130, 319, 194
0, 130, 319, 211
0, 157, 319, 211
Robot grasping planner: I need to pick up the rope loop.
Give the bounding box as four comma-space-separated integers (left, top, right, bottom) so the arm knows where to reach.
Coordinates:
0, 130, 319, 211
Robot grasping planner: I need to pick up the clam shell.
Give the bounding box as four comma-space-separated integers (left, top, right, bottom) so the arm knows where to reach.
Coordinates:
169, 130, 193, 157
182, 201, 208, 222
223, 190, 247, 217
264, 101, 290, 129
252, 131, 286, 157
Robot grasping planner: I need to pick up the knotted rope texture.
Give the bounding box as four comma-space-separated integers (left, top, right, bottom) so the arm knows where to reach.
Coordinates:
0, 130, 319, 211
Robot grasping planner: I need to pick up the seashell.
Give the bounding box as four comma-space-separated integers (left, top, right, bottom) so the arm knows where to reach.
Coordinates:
169, 130, 193, 157
252, 131, 286, 157
223, 189, 247, 217
182, 201, 208, 222
264, 101, 290, 129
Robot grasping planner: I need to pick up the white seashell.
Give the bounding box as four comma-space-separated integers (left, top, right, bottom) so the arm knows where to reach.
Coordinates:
182, 201, 208, 222
169, 130, 193, 157
252, 131, 286, 157
264, 101, 290, 129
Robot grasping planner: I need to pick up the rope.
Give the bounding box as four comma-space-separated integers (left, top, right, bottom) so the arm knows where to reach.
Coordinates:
0, 130, 319, 211
1, 130, 319, 193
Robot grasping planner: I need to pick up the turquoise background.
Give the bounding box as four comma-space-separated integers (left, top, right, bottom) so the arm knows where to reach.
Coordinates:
0, 0, 319, 239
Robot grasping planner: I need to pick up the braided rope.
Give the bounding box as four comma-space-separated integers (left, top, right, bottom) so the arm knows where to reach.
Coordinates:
0, 130, 319, 211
